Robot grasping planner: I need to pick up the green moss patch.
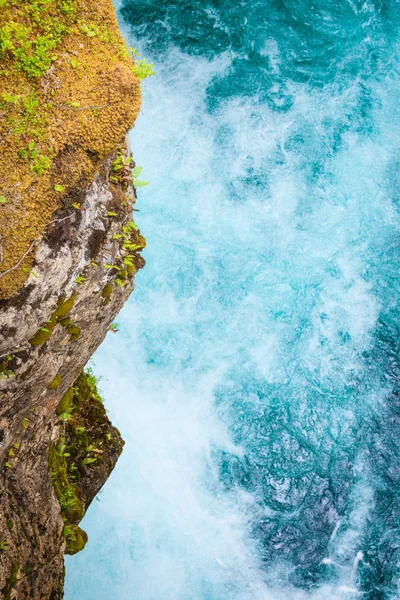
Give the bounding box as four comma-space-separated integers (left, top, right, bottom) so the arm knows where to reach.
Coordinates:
64, 524, 88, 555
29, 323, 54, 346
0, 0, 142, 299
54, 293, 76, 319
101, 282, 113, 300
50, 370, 123, 556
106, 218, 146, 289
29, 291, 79, 346
56, 387, 74, 416
48, 373, 62, 390
59, 317, 71, 328
67, 324, 81, 341
49, 442, 84, 524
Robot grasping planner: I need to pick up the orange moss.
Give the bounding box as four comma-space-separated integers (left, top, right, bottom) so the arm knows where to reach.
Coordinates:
0, 0, 141, 299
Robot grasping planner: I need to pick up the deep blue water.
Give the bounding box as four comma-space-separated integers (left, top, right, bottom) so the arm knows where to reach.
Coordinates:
66, 1, 400, 598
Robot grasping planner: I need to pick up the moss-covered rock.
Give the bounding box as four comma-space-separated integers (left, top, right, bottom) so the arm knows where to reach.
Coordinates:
29, 295, 78, 346
48, 374, 62, 390
29, 324, 54, 346
58, 317, 71, 328
0, 4, 146, 594
56, 387, 74, 416
67, 325, 81, 341
0, 0, 142, 299
54, 294, 76, 320
126, 264, 137, 278
64, 525, 88, 555
50, 371, 124, 556
48, 443, 84, 524
101, 282, 113, 305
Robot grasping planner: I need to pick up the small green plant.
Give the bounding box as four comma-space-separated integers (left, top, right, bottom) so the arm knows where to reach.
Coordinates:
110, 149, 133, 188
22, 266, 38, 278
1, 92, 21, 103
110, 146, 149, 189
85, 367, 103, 403
0, 540, 8, 552
106, 219, 145, 282
22, 417, 29, 429
59, 1, 76, 17
82, 456, 97, 466
31, 154, 51, 175
55, 441, 68, 457
0, 195, 8, 204
58, 408, 73, 422
111, 151, 131, 173
19, 141, 50, 175
59, 488, 76, 509
78, 21, 98, 38
131, 165, 149, 188
109, 322, 119, 333
63, 524, 87, 554
75, 275, 86, 284
0, 369, 14, 379
67, 325, 81, 340
64, 525, 76, 541
129, 47, 155, 80
68, 462, 78, 479
0, 19, 61, 78
123, 220, 139, 233
54, 185, 65, 192
123, 255, 135, 267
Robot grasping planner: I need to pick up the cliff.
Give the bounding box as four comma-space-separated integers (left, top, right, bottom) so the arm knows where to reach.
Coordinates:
0, 1, 146, 598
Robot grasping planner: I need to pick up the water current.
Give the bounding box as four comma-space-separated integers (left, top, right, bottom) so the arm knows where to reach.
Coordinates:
66, 2, 400, 598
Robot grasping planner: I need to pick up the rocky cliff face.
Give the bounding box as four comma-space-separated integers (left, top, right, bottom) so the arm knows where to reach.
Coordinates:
0, 144, 145, 598
0, 1, 146, 597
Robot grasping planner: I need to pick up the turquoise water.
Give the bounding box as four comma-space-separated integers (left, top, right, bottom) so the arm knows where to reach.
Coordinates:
65, 1, 400, 599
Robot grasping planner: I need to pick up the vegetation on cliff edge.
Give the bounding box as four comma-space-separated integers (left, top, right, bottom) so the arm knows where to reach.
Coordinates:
49, 370, 124, 555
0, 0, 143, 298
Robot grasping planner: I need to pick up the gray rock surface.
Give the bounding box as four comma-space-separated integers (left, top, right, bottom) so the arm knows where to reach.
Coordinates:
0, 145, 144, 599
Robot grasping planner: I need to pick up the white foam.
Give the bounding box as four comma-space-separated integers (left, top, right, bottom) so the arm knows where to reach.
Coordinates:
65, 21, 400, 600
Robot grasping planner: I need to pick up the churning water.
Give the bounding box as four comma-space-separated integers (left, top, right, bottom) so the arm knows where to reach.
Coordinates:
65, 1, 400, 599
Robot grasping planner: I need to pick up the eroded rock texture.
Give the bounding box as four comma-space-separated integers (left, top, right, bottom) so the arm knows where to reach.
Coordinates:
0, 148, 144, 599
